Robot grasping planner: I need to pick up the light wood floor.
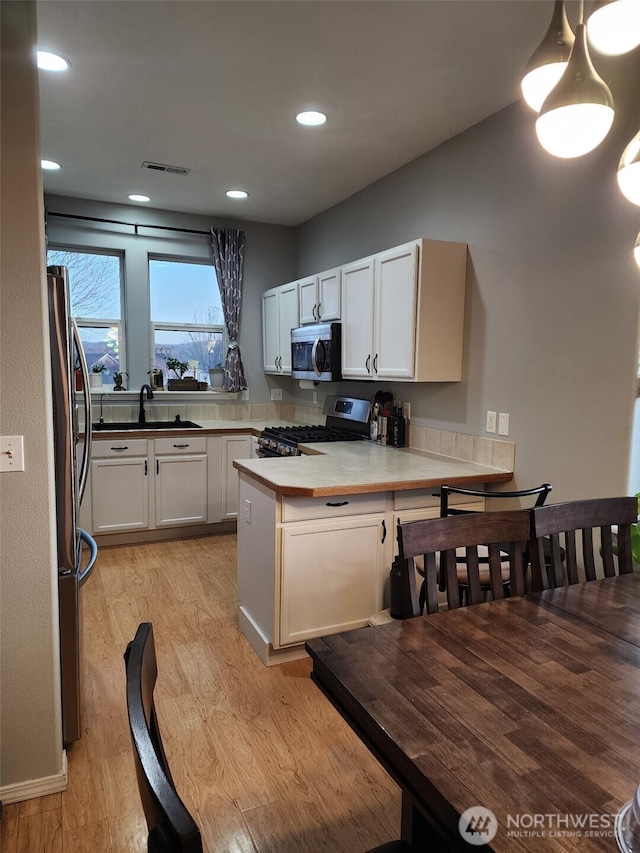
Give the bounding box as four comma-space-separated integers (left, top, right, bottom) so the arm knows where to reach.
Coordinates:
1, 534, 400, 852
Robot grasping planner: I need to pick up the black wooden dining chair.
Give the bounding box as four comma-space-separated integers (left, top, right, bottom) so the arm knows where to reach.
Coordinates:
125, 622, 412, 853
397, 510, 532, 614
529, 496, 638, 589
437, 483, 554, 602
125, 622, 202, 853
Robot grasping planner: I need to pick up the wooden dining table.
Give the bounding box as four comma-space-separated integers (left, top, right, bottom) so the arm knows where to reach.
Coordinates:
306, 573, 640, 851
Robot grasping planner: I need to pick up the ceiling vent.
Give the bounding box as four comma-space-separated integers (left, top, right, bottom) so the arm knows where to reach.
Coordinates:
141, 161, 190, 176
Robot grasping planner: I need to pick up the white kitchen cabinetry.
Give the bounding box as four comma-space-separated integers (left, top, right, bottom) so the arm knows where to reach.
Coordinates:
262, 281, 299, 374
299, 268, 341, 325
154, 436, 208, 527
91, 439, 150, 533
280, 512, 385, 646
340, 257, 376, 378
237, 474, 389, 665
221, 435, 252, 519
341, 239, 467, 382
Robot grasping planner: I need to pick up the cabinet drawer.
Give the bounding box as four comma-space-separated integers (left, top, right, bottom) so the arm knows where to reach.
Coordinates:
154, 436, 207, 455
92, 439, 148, 458
393, 489, 485, 511
282, 492, 386, 522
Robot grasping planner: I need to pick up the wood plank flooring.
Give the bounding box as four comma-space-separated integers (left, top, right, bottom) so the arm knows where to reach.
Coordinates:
1, 534, 400, 852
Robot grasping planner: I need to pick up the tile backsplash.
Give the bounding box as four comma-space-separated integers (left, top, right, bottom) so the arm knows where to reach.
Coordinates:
84, 398, 514, 471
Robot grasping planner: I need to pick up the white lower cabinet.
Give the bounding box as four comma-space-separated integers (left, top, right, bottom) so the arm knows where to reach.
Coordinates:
154, 437, 208, 527
91, 439, 150, 533
237, 474, 390, 664
89, 432, 256, 538
280, 513, 386, 646
221, 435, 252, 519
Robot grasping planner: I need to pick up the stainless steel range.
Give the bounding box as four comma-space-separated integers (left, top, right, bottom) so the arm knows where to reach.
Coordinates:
257, 395, 370, 457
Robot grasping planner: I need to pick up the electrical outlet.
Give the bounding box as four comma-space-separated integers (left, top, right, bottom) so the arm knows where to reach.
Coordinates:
270, 388, 283, 401
241, 389, 249, 401
486, 411, 497, 434
312, 391, 318, 404
403, 402, 411, 421
244, 499, 251, 524
498, 412, 510, 436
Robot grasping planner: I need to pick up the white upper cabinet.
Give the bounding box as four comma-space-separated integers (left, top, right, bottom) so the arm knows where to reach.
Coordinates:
263, 237, 466, 382
341, 238, 467, 382
299, 269, 341, 325
262, 281, 299, 374
341, 257, 375, 378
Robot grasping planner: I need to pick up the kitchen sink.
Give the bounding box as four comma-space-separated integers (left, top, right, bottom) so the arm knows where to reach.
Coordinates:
93, 420, 202, 431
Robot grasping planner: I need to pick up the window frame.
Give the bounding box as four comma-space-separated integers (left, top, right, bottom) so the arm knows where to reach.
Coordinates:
148, 254, 226, 381
46, 245, 126, 376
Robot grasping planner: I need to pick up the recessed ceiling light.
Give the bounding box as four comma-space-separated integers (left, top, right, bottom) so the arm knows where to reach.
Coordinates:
295, 111, 327, 127
41, 159, 61, 170
226, 190, 248, 199
36, 50, 70, 72
128, 194, 150, 202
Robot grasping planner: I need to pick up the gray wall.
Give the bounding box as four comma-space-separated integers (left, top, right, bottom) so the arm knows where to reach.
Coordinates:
0, 1, 64, 790
45, 195, 296, 399
295, 51, 640, 502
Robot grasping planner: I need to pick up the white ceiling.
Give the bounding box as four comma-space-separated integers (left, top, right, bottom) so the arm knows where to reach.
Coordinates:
36, 0, 556, 227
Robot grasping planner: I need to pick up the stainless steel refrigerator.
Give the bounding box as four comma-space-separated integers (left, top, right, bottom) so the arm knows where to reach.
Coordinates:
47, 265, 98, 744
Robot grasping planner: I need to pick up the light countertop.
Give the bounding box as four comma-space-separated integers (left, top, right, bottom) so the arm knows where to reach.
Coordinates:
90, 418, 513, 497
234, 440, 513, 497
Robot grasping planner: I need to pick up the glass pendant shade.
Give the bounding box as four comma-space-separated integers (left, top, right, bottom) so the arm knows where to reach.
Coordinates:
635, 232, 640, 269
617, 130, 640, 206
587, 0, 640, 55
521, 0, 574, 111
535, 23, 615, 158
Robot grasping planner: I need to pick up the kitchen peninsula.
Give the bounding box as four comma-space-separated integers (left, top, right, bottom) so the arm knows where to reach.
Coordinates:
234, 441, 513, 665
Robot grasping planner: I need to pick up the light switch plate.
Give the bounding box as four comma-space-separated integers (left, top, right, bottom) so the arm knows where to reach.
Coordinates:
1, 435, 25, 472
241, 389, 250, 401
498, 413, 510, 436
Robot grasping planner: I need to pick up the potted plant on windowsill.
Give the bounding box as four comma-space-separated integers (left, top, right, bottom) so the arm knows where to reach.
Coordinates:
208, 363, 225, 389
165, 357, 199, 391
89, 364, 106, 390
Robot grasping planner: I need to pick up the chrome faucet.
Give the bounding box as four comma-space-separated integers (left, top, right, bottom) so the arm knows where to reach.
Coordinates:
138, 384, 154, 423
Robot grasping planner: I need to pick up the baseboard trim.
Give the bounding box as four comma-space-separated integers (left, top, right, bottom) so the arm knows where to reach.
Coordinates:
0, 751, 67, 805
238, 607, 307, 667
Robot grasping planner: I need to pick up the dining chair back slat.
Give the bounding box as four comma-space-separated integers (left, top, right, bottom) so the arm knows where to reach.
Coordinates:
530, 497, 637, 589
398, 510, 531, 613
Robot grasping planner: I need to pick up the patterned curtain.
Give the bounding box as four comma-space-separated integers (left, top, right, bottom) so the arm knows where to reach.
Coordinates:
210, 228, 247, 391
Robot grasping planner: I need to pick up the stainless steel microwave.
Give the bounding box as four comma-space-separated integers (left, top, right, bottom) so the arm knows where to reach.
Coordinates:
291, 322, 342, 382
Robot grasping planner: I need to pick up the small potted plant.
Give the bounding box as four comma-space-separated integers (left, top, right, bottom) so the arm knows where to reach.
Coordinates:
89, 363, 107, 390
165, 357, 199, 391
208, 362, 225, 389
113, 371, 128, 391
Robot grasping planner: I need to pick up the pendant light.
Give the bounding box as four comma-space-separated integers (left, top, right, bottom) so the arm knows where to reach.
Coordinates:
521, 1, 575, 112
587, 0, 640, 56
635, 232, 640, 269
535, 2, 615, 159
617, 130, 640, 206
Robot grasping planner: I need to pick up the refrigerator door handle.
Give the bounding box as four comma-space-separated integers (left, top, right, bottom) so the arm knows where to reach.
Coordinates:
78, 529, 98, 586
72, 318, 92, 504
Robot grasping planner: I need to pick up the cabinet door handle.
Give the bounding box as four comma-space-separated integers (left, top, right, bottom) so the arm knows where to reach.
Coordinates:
373, 354, 378, 373
381, 519, 387, 544
156, 459, 159, 475
316, 303, 321, 320
173, 443, 189, 448
365, 354, 371, 372
111, 446, 128, 451
144, 460, 147, 475
326, 500, 349, 507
